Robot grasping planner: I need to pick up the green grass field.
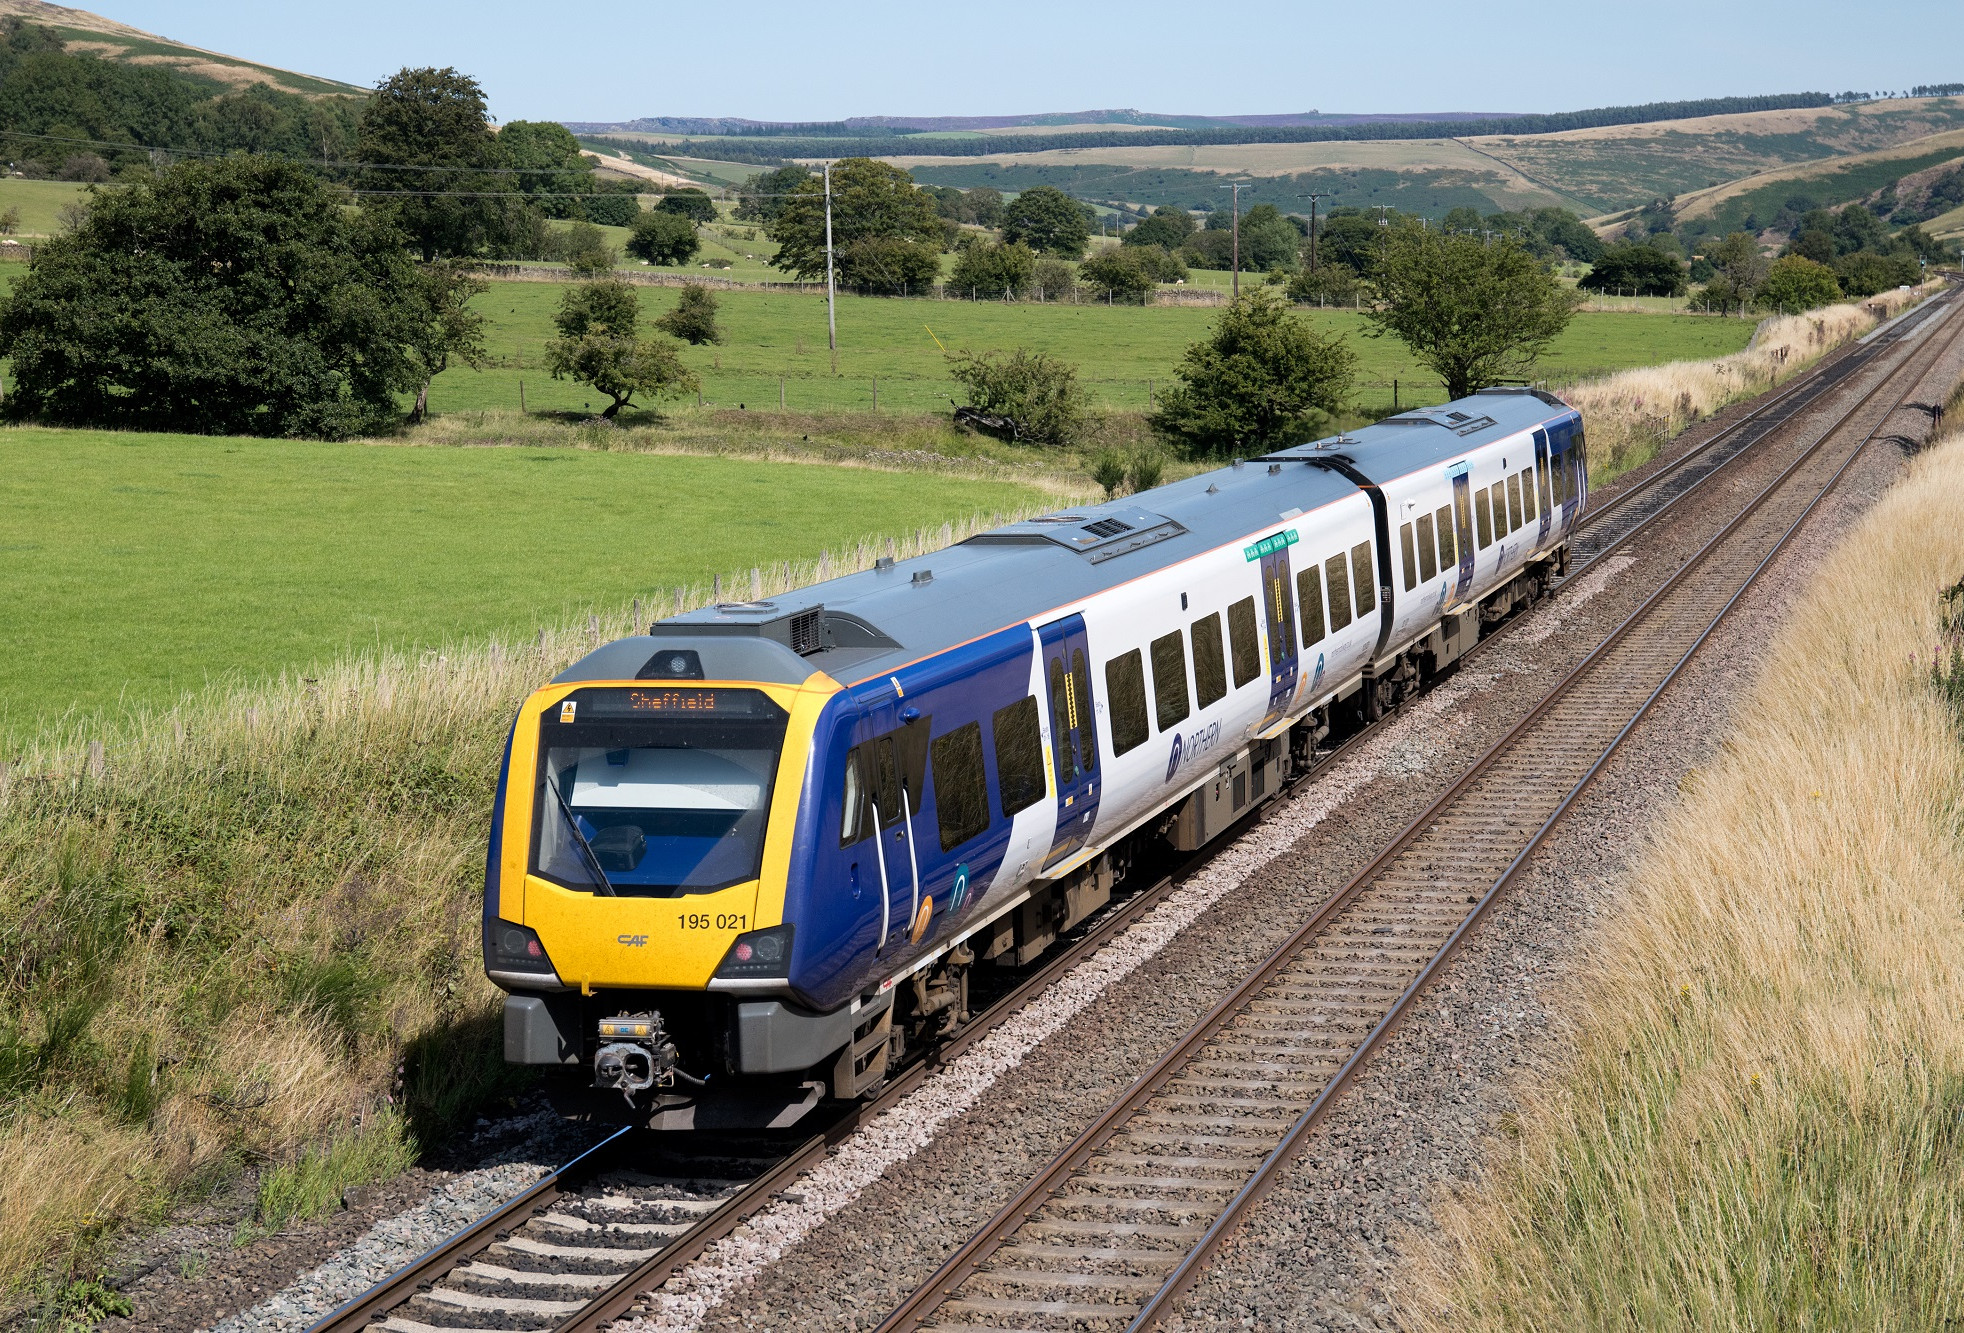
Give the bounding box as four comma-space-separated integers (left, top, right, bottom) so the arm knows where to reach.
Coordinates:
0, 430, 1045, 746
438, 278, 1758, 418
0, 177, 88, 238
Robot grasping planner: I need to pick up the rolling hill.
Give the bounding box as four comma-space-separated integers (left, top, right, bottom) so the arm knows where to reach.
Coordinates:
0, 0, 362, 97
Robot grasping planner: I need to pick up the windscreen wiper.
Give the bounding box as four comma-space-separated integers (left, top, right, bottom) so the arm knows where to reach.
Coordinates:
545, 772, 618, 897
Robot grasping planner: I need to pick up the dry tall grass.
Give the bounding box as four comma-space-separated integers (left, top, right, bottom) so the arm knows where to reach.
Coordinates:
1403, 428, 1964, 1329
0, 506, 1043, 1294
1565, 283, 1937, 481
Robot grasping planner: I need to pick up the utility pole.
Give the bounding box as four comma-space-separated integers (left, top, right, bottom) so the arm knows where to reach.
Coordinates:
1220, 182, 1249, 298
1295, 191, 1330, 271
1372, 205, 1394, 228
824, 160, 838, 375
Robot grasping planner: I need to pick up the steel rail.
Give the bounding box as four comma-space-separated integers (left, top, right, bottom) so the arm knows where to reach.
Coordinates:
873, 290, 1962, 1333
307, 289, 1953, 1333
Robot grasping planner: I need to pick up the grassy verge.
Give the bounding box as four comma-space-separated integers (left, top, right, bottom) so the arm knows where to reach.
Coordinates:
0, 507, 1043, 1295
1403, 423, 1964, 1328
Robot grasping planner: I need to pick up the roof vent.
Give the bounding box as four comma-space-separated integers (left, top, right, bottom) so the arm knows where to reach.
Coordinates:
650, 601, 899, 656
787, 608, 823, 656
912, 569, 934, 586
1083, 517, 1133, 538
965, 504, 1187, 564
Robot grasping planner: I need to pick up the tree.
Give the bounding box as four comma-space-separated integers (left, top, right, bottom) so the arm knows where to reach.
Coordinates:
558, 220, 618, 276
1579, 242, 1687, 295
767, 158, 943, 281
1000, 185, 1091, 258
544, 277, 698, 418
407, 262, 488, 421
947, 347, 1089, 445
656, 188, 718, 223
1125, 206, 1195, 249
1032, 256, 1077, 301
626, 209, 700, 266
1791, 228, 1835, 264
1181, 229, 1237, 270
734, 165, 813, 223
1441, 206, 1484, 235
496, 120, 634, 223
1079, 248, 1162, 302
1238, 203, 1301, 271
1363, 229, 1576, 400
1705, 231, 1768, 313
1151, 289, 1357, 454
837, 235, 941, 294
1835, 248, 1920, 297
1312, 209, 1386, 272
0, 156, 440, 438
0, 205, 17, 235
949, 238, 1036, 299
357, 67, 535, 262
1286, 262, 1363, 306
1755, 255, 1841, 313
655, 283, 722, 345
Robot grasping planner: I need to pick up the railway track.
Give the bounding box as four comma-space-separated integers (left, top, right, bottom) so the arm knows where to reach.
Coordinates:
871, 296, 1963, 1331
305, 290, 1956, 1333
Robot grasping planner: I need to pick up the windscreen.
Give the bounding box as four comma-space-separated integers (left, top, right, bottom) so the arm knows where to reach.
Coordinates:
530, 687, 789, 896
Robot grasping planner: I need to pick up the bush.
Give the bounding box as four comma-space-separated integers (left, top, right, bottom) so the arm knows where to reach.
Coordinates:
1032, 256, 1077, 301
1126, 206, 1196, 249
655, 188, 717, 223
1835, 249, 1921, 297
578, 192, 641, 228
1080, 248, 1162, 302
626, 209, 699, 266
1180, 228, 1236, 270
1152, 289, 1356, 455
838, 235, 940, 294
1127, 448, 1166, 492
1756, 255, 1842, 314
554, 219, 617, 275
57, 153, 109, 182
1287, 262, 1363, 305
1091, 449, 1127, 496
655, 283, 722, 345
949, 238, 1036, 299
947, 347, 1089, 446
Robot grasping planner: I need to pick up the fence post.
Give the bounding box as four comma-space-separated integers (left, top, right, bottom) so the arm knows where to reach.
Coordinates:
780, 376, 785, 409
519, 380, 525, 413
872, 377, 878, 411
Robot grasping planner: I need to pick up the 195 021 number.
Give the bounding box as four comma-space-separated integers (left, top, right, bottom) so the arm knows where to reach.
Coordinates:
677, 913, 748, 931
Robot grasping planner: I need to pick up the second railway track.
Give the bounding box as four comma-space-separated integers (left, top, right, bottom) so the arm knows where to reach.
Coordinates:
306, 289, 1957, 1333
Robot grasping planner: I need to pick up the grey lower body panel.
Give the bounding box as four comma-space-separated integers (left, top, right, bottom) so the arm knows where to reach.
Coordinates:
737, 994, 889, 1074
504, 993, 583, 1065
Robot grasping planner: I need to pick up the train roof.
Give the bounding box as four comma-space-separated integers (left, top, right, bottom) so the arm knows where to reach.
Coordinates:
555, 388, 1575, 692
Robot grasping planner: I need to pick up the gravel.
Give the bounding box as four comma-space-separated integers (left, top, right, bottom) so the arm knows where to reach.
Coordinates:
633, 326, 1964, 1333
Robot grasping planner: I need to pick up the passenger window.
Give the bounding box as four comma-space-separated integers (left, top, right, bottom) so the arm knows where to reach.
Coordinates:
1047, 658, 1076, 785
1105, 651, 1150, 756
1150, 631, 1190, 731
1351, 541, 1376, 615
1537, 460, 1552, 517
1191, 613, 1227, 708
1416, 513, 1437, 581
1476, 489, 1493, 548
1507, 473, 1523, 532
1520, 468, 1537, 522
1326, 555, 1352, 631
991, 696, 1045, 817
1297, 569, 1325, 647
872, 735, 901, 824
1070, 649, 1096, 773
840, 746, 868, 846
1227, 597, 1262, 686
930, 722, 990, 853
1400, 522, 1418, 591
1436, 505, 1456, 569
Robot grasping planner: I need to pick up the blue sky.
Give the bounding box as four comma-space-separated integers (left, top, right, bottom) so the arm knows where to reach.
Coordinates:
88, 1, 1964, 124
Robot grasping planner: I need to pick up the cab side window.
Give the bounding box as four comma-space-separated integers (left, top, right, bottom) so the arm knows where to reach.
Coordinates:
929, 722, 990, 852
1105, 650, 1150, 756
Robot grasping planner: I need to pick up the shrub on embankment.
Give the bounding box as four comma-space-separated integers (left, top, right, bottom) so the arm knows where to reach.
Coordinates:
0, 511, 1032, 1294
1567, 281, 1937, 482
1403, 425, 1964, 1328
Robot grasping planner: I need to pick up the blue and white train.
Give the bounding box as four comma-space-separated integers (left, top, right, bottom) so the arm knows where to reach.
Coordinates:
482, 388, 1586, 1127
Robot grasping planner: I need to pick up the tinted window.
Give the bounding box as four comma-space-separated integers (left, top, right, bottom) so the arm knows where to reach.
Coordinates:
1416, 513, 1437, 581
840, 746, 868, 846
1047, 657, 1076, 785
1070, 649, 1096, 773
1400, 522, 1418, 591
991, 696, 1045, 817
1297, 570, 1325, 647
1326, 554, 1352, 631
1520, 467, 1537, 522
1105, 650, 1149, 755
1351, 541, 1376, 615
1151, 631, 1190, 731
1537, 459, 1552, 516
1507, 473, 1523, 531
1436, 505, 1456, 569
930, 722, 990, 852
1192, 613, 1227, 707
1476, 488, 1493, 548
1227, 597, 1261, 686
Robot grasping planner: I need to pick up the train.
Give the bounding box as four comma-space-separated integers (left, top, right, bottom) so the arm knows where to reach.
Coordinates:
482, 387, 1588, 1129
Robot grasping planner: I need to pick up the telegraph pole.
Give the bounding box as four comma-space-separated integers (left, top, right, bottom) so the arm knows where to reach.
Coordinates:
824, 160, 838, 375
1295, 191, 1330, 271
1219, 182, 1249, 298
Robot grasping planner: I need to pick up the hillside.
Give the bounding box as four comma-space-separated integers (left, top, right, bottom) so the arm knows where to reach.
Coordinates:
0, 0, 362, 96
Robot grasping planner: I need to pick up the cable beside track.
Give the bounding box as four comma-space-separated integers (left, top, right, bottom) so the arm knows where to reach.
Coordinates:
305, 289, 1955, 1333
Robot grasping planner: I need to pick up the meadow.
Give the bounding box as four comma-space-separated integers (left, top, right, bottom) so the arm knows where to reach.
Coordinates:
0, 430, 1047, 748
0, 178, 86, 238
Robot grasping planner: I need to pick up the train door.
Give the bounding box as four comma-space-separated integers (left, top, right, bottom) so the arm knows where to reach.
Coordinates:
849, 680, 931, 954
1038, 615, 1101, 870
1532, 429, 1553, 548
1567, 421, 1588, 518
1449, 466, 1475, 603
1258, 543, 1299, 729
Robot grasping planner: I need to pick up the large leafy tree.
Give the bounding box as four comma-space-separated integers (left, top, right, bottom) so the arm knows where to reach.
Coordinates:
0, 156, 451, 438
1001, 185, 1091, 258
1580, 242, 1687, 295
1755, 255, 1841, 313
1238, 203, 1302, 271
497, 119, 638, 225
1126, 205, 1196, 249
1152, 289, 1356, 454
1364, 229, 1576, 400
734, 164, 815, 223
358, 67, 535, 261
766, 158, 943, 289
544, 277, 698, 418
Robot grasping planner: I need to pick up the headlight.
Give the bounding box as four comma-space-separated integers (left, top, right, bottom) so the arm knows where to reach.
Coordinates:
485, 920, 561, 983
714, 924, 794, 980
